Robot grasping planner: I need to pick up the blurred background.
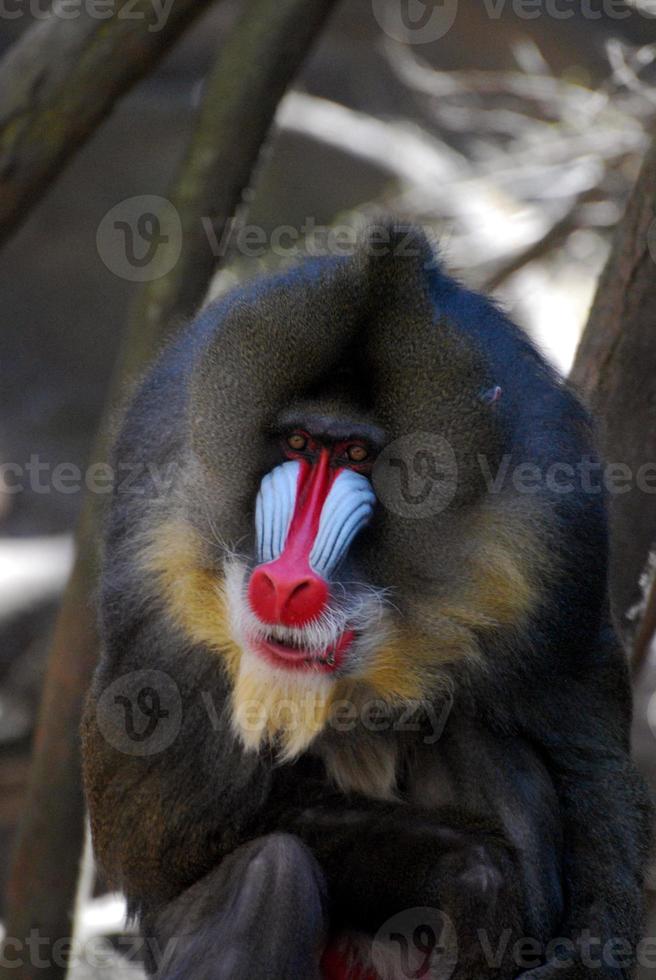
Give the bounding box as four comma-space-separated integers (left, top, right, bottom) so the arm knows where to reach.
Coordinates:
1, 0, 655, 975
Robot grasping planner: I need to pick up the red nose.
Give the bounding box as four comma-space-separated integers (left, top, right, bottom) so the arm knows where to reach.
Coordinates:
248, 558, 328, 626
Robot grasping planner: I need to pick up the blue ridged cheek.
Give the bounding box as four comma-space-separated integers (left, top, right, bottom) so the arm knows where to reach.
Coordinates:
255, 462, 376, 576
255, 460, 300, 564
310, 470, 376, 578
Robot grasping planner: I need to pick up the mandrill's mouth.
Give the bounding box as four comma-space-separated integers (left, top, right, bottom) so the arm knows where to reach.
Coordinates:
251, 628, 355, 673
224, 558, 391, 682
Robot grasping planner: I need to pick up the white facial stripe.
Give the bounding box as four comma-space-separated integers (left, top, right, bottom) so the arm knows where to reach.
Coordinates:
255, 460, 299, 563
309, 469, 376, 578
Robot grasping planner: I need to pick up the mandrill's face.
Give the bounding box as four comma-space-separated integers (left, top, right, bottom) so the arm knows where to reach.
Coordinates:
221, 406, 403, 717
241, 423, 380, 673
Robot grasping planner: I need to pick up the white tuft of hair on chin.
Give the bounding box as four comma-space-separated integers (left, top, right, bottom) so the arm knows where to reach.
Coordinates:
232, 647, 336, 760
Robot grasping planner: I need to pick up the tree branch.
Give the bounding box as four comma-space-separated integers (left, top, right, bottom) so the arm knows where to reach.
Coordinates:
0, 0, 215, 249
128, 0, 339, 353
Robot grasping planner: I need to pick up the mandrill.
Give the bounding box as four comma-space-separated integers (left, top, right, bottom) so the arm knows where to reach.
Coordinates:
82, 225, 650, 980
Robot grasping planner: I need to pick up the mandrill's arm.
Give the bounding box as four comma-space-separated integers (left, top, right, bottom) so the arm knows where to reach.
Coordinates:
81, 608, 278, 920
515, 631, 651, 979
271, 792, 524, 937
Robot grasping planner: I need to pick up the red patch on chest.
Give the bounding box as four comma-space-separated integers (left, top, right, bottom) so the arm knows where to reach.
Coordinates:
321, 941, 379, 980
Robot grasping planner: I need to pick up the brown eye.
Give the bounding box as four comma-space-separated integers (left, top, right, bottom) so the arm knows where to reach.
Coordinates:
287, 433, 307, 452
347, 444, 368, 463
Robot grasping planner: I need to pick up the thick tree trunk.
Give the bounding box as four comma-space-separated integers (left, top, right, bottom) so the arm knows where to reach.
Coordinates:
571, 138, 656, 665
